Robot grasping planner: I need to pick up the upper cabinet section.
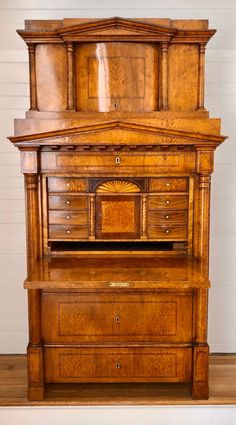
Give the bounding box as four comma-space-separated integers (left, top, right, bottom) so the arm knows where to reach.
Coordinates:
18, 17, 216, 114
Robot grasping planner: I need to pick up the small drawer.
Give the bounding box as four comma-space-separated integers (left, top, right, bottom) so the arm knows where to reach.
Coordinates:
148, 210, 187, 225
149, 178, 188, 192
45, 347, 192, 383
48, 177, 87, 192
49, 210, 88, 225
48, 195, 88, 210
148, 195, 188, 210
49, 225, 88, 239
148, 224, 187, 239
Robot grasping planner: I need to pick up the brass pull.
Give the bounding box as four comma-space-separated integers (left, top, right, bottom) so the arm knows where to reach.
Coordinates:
66, 215, 70, 219
115, 362, 121, 369
115, 156, 121, 164
115, 315, 120, 323
109, 282, 130, 287
66, 183, 70, 187
66, 229, 71, 234
165, 229, 170, 234
166, 182, 170, 187
66, 200, 70, 205
166, 200, 170, 204
165, 215, 170, 219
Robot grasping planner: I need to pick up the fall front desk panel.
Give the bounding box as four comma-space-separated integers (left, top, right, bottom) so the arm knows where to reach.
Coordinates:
25, 257, 209, 384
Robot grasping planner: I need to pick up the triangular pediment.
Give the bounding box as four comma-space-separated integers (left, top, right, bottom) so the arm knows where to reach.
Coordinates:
9, 120, 226, 149
57, 17, 177, 39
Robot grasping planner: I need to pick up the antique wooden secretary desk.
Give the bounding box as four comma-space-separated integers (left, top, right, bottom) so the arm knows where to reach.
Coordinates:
9, 17, 227, 401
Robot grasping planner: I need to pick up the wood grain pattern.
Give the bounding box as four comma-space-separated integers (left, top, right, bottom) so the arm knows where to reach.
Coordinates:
76, 43, 158, 112
42, 292, 193, 343
44, 347, 192, 383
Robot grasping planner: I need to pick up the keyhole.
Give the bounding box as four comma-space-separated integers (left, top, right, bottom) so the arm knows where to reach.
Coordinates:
115, 157, 121, 164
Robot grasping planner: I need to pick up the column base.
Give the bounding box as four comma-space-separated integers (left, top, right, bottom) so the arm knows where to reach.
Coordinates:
191, 384, 209, 400
28, 386, 45, 401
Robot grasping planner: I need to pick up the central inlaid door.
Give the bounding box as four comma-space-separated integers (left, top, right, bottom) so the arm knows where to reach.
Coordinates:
95, 180, 141, 239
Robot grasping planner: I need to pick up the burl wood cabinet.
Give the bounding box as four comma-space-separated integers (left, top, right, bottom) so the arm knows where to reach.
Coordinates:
8, 17, 227, 401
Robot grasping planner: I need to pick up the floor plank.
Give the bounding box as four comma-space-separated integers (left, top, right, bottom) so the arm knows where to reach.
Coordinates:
0, 354, 236, 406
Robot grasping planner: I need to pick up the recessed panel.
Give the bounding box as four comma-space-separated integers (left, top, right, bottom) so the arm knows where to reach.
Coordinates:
96, 195, 140, 239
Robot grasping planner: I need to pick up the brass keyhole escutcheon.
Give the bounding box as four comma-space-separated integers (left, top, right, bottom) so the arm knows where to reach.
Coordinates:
115, 156, 121, 164
116, 362, 121, 369
115, 315, 120, 323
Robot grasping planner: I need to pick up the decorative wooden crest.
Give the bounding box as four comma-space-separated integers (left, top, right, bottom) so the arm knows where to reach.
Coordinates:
17, 17, 216, 44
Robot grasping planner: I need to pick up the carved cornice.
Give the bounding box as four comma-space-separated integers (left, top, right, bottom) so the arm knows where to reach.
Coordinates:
9, 120, 227, 150
17, 17, 215, 44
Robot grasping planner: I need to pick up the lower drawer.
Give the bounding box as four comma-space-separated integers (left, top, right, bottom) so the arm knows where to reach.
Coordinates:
42, 292, 193, 343
44, 347, 192, 383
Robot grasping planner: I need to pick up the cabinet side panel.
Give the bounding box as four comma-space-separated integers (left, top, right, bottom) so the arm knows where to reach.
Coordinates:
168, 44, 198, 111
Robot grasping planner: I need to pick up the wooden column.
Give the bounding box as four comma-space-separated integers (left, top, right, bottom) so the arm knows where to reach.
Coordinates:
27, 44, 37, 110
89, 194, 95, 240
198, 173, 211, 272
197, 43, 206, 110
66, 42, 75, 110
159, 41, 169, 110
141, 194, 147, 239
24, 171, 44, 401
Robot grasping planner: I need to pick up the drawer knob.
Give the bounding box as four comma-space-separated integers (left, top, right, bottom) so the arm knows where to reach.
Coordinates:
166, 200, 170, 204
115, 362, 121, 369
115, 156, 121, 164
66, 229, 71, 234
165, 215, 170, 219
66, 201, 70, 205
166, 182, 170, 186
115, 315, 120, 323
165, 229, 170, 234
66, 183, 70, 187
66, 215, 70, 219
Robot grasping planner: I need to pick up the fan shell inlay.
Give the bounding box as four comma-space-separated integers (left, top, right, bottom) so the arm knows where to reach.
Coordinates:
96, 180, 140, 193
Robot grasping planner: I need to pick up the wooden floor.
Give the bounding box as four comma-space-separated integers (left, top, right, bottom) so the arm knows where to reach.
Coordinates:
0, 354, 236, 406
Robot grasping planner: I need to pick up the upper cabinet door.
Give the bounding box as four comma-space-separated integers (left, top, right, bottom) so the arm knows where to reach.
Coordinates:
96, 194, 141, 239
76, 42, 158, 112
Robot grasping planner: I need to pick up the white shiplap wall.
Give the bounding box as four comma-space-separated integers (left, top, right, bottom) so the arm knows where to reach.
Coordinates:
0, 0, 236, 354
